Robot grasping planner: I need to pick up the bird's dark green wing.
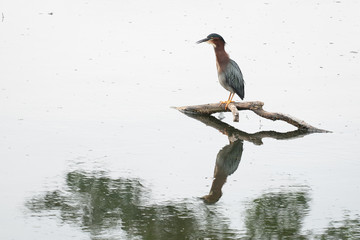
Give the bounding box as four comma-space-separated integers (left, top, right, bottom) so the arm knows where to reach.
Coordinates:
225, 59, 245, 99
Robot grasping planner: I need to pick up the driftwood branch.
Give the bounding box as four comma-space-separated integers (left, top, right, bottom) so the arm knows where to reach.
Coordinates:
176, 101, 329, 133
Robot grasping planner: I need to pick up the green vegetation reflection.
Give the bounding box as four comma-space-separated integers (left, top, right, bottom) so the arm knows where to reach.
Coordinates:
27, 171, 237, 240
27, 171, 360, 239
245, 190, 310, 239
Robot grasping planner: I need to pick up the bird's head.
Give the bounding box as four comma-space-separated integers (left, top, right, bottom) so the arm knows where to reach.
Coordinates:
196, 33, 226, 48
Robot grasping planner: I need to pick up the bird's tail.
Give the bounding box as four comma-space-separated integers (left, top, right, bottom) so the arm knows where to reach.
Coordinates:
236, 87, 244, 100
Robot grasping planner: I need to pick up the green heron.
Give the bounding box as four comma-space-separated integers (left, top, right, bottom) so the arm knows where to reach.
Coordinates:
197, 33, 245, 109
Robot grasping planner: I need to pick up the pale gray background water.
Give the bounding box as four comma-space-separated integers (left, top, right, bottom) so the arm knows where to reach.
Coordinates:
1, 0, 359, 239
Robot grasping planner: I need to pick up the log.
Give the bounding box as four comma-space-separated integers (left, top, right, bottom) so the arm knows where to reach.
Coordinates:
176, 101, 330, 133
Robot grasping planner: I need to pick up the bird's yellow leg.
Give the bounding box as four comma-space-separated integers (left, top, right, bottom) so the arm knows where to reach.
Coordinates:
220, 92, 232, 106
229, 93, 235, 102
224, 93, 235, 109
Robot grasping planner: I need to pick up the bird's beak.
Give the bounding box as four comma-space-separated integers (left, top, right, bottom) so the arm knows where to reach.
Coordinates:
196, 37, 210, 44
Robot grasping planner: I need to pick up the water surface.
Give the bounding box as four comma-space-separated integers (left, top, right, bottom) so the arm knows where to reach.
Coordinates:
1, 0, 360, 239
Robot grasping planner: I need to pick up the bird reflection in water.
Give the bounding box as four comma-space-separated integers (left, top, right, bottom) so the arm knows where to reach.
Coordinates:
202, 137, 243, 204
181, 112, 314, 204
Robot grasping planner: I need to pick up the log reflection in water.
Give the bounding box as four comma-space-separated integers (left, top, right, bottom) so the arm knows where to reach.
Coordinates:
183, 113, 313, 145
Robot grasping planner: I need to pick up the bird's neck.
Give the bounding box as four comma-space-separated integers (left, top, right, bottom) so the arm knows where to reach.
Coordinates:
213, 45, 230, 72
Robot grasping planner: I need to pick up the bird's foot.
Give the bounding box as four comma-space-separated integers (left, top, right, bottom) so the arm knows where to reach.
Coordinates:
219, 100, 234, 110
